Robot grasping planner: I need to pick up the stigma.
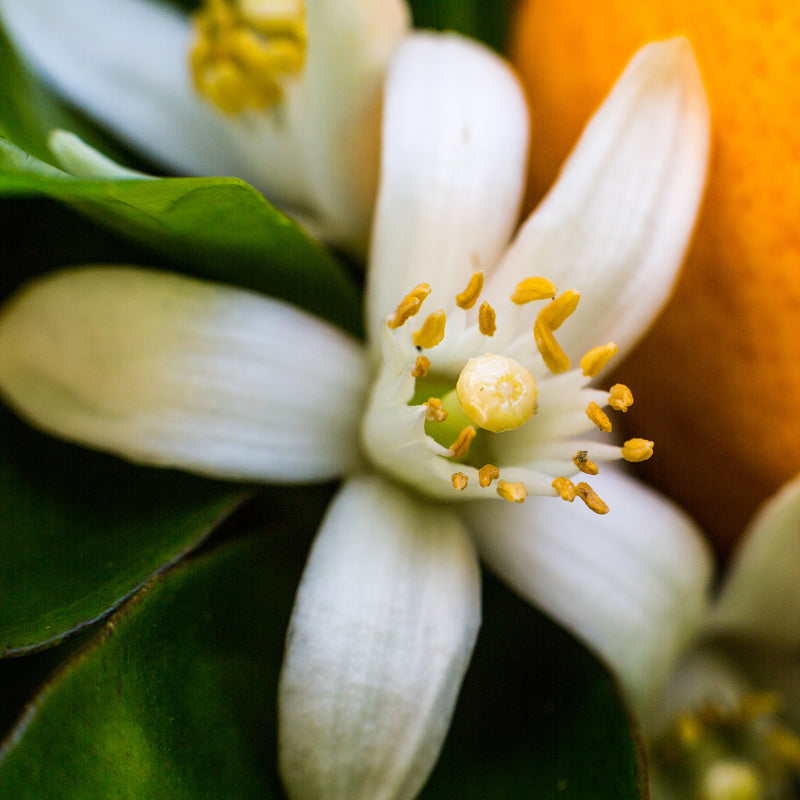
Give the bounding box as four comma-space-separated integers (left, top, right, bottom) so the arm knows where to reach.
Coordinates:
361, 269, 655, 511
190, 0, 307, 114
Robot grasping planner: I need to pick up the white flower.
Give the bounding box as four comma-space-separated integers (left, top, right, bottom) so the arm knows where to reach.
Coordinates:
0, 33, 712, 800
644, 475, 800, 800
0, 0, 410, 253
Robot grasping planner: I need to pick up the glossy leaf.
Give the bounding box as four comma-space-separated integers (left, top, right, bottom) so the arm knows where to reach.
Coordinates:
0, 140, 362, 336
0, 528, 646, 798
0, 406, 247, 655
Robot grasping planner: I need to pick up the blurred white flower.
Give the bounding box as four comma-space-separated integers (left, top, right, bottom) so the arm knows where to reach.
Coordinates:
0, 0, 409, 253
0, 33, 712, 800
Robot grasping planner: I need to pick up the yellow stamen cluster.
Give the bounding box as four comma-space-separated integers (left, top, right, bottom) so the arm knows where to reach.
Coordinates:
386, 271, 653, 510
190, 0, 307, 114
533, 291, 580, 373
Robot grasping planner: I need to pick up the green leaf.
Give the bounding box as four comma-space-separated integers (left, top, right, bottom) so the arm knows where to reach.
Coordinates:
421, 572, 647, 800
0, 527, 646, 798
408, 0, 516, 54
0, 140, 362, 337
0, 406, 247, 655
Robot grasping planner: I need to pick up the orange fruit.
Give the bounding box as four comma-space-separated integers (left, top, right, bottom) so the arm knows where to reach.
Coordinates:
511, 2, 800, 555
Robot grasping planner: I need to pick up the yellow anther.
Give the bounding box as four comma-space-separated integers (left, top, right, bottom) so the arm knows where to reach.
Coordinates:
539, 290, 580, 329
573, 450, 599, 475
768, 726, 800, 768
580, 342, 619, 377
534, 319, 571, 373
497, 479, 527, 503
552, 476, 576, 502
451, 472, 468, 491
388, 283, 431, 329
609, 383, 634, 412
412, 309, 447, 348
448, 426, 477, 459
575, 482, 609, 515
510, 276, 558, 304
411, 355, 431, 378
423, 398, 448, 423
534, 291, 581, 372
190, 0, 307, 114
622, 438, 654, 462
478, 464, 500, 488
676, 714, 704, 748
478, 301, 497, 336
456, 353, 538, 433
737, 691, 782, 721
586, 401, 612, 433
455, 271, 483, 310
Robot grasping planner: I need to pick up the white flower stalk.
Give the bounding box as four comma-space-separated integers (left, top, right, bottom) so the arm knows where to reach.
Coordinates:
645, 475, 800, 800
0, 34, 712, 800
0, 0, 409, 252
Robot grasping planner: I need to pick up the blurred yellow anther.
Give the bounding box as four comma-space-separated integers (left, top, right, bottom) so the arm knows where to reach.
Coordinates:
190, 0, 307, 114
423, 398, 448, 423
580, 342, 618, 377
533, 292, 579, 374
768, 727, 800, 767
575, 482, 609, 514
676, 715, 704, 748
497, 479, 527, 503
552, 476, 576, 501
622, 438, 654, 462
586, 401, 612, 433
573, 450, 599, 475
455, 272, 484, 309
478, 301, 497, 336
413, 310, 446, 348
609, 383, 634, 412
411, 355, 430, 378
510, 276, 558, 304
478, 464, 500, 488
451, 472, 468, 491
449, 426, 477, 459
388, 283, 431, 329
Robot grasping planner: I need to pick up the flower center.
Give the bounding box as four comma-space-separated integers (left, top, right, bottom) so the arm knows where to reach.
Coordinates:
189, 0, 307, 114
653, 693, 800, 800
361, 269, 655, 510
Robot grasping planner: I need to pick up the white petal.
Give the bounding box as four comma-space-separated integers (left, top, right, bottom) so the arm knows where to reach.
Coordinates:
486, 38, 710, 361
0, 0, 408, 252
365, 32, 529, 344
48, 130, 152, 180
708, 473, 800, 649
466, 467, 714, 715
278, 474, 481, 800
0, 267, 367, 481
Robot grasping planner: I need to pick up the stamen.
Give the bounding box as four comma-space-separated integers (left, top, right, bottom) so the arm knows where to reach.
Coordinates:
552, 477, 576, 502
586, 401, 612, 433
190, 0, 307, 114
423, 398, 448, 423
609, 383, 634, 412
581, 343, 618, 377
388, 283, 431, 329
412, 310, 446, 348
478, 301, 497, 336
511, 277, 558, 304
455, 271, 483, 310
478, 464, 500, 488
451, 472, 468, 491
448, 426, 477, 459
622, 438, 654, 462
456, 353, 538, 432
411, 355, 431, 378
533, 292, 579, 374
497, 479, 527, 503
573, 450, 599, 475
575, 482, 609, 514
